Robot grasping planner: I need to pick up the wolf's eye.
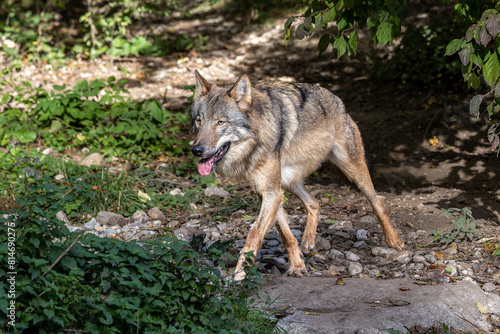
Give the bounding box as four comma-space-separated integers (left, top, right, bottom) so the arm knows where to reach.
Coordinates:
217, 120, 226, 125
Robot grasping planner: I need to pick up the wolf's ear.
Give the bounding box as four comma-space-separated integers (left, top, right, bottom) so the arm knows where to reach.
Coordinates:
228, 74, 252, 105
195, 70, 211, 95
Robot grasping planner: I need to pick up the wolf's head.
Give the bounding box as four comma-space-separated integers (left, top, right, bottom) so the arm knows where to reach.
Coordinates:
189, 71, 253, 176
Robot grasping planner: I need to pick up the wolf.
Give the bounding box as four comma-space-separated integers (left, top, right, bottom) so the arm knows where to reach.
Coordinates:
190, 71, 404, 280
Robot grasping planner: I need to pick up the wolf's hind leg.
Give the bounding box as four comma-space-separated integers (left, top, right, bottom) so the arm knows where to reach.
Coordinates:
275, 204, 308, 277
327, 143, 404, 251
285, 182, 320, 255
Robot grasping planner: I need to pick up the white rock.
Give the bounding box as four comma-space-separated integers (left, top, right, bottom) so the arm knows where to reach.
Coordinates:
327, 249, 345, 259
348, 262, 363, 276
169, 188, 185, 196
345, 251, 361, 262
66, 225, 83, 233
84, 218, 100, 230
328, 220, 353, 231
79, 153, 104, 167
371, 247, 398, 259
56, 211, 70, 224
42, 148, 54, 155
148, 207, 165, 220
205, 186, 231, 198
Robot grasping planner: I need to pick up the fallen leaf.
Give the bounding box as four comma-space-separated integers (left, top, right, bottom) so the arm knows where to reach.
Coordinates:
435, 251, 445, 260
477, 300, 492, 314
429, 136, 439, 146
335, 277, 345, 285
138, 190, 151, 202
398, 287, 410, 291
359, 274, 374, 280
429, 263, 446, 270
305, 312, 322, 316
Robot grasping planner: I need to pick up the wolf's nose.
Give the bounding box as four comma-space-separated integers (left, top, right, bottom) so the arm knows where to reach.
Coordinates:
192, 145, 204, 157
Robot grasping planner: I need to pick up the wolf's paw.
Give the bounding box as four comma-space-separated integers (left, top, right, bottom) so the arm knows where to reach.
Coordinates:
300, 238, 316, 255
386, 235, 405, 252
233, 270, 246, 282
285, 265, 308, 278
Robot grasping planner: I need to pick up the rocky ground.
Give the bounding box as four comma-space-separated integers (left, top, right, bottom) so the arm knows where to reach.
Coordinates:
3, 6, 500, 333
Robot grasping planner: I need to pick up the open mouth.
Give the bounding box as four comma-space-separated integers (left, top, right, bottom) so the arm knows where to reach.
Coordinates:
197, 142, 230, 175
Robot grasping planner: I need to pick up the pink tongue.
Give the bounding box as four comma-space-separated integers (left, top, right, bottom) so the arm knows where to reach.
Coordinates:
198, 156, 216, 175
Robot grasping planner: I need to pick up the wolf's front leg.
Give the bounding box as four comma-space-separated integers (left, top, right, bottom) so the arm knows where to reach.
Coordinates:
234, 158, 282, 281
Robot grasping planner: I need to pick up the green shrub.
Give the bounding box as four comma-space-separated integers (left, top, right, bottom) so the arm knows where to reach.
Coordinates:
430, 207, 477, 245
0, 181, 269, 333
0, 76, 191, 161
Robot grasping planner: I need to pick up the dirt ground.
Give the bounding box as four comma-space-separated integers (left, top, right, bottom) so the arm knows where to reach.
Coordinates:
6, 5, 500, 299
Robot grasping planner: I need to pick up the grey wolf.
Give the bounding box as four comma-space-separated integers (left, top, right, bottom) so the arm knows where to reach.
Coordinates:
190, 71, 404, 280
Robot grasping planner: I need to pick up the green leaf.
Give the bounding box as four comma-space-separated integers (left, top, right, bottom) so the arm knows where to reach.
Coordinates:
333, 35, 347, 58
335, 0, 344, 11
348, 30, 359, 56
465, 25, 476, 42
284, 16, 295, 31
324, 7, 336, 22
495, 85, 500, 98
1, 92, 9, 104
375, 22, 393, 45
445, 39, 462, 56
318, 34, 331, 53
315, 13, 324, 30
483, 52, 500, 87
467, 73, 481, 90
469, 95, 482, 117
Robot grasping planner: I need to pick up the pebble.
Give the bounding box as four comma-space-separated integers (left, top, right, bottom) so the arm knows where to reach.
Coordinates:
96, 211, 126, 226
84, 218, 100, 230
328, 265, 345, 275
264, 230, 279, 240
443, 247, 458, 256
327, 249, 345, 259
56, 211, 70, 224
315, 236, 331, 251
345, 251, 361, 262
412, 255, 427, 264
266, 240, 280, 247
482, 283, 496, 293
356, 229, 370, 241
290, 229, 302, 240
205, 186, 231, 198
184, 219, 201, 228
79, 153, 104, 167
348, 262, 363, 276
327, 220, 353, 231
359, 215, 377, 224
371, 247, 398, 259
42, 147, 55, 155
148, 207, 165, 220
313, 253, 328, 264
354, 241, 367, 248
471, 261, 481, 273
393, 251, 412, 265
66, 225, 83, 233
133, 210, 149, 224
